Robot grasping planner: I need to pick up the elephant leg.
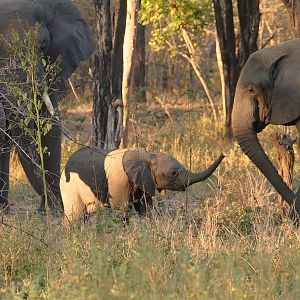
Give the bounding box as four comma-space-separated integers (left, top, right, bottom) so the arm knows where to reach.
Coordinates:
132, 189, 153, 216
40, 120, 63, 213
0, 147, 11, 209
11, 122, 56, 214
16, 134, 48, 210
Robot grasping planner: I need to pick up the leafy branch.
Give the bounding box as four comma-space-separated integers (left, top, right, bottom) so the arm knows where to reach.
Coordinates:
1, 25, 60, 214
140, 0, 217, 119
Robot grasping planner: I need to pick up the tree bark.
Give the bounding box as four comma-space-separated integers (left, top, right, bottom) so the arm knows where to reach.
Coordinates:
93, 0, 125, 149
281, 0, 300, 37
213, 0, 260, 139
131, 15, 146, 102
112, 0, 127, 99
237, 0, 260, 68
92, 0, 112, 148
215, 34, 226, 119
162, 59, 169, 92
270, 133, 295, 214
120, 0, 138, 148
213, 0, 238, 139
294, 0, 300, 36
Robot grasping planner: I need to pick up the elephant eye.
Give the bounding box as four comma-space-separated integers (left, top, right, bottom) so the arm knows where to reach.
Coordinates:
169, 170, 178, 177
247, 86, 255, 94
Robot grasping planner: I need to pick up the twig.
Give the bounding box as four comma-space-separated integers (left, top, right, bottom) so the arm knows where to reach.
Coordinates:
155, 96, 174, 124
1, 217, 48, 247
260, 34, 275, 49
239, 256, 257, 274
68, 78, 81, 103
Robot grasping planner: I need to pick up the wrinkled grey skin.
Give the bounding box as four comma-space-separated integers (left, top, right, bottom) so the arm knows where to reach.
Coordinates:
0, 0, 95, 213
61, 147, 224, 223
232, 38, 300, 218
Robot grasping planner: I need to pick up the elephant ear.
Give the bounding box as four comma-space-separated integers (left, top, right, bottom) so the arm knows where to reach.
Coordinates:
122, 150, 156, 197
269, 48, 300, 125
43, 0, 95, 79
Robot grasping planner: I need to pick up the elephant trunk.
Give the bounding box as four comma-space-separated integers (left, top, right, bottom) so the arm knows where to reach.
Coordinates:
232, 98, 296, 208
185, 154, 225, 186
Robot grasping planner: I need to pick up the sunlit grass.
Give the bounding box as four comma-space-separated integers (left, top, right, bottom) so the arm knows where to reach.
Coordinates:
2, 98, 300, 299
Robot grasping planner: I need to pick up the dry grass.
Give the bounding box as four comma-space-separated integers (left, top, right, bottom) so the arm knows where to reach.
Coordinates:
1, 96, 300, 299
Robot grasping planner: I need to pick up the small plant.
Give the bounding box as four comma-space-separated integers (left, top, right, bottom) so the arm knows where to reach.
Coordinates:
219, 202, 254, 235
96, 206, 129, 235
1, 24, 60, 213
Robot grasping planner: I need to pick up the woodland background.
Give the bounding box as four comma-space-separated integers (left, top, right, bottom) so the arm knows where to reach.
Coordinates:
2, 1, 300, 298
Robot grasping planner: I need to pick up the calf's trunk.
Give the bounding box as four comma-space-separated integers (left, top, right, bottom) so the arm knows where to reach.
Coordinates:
187, 153, 225, 186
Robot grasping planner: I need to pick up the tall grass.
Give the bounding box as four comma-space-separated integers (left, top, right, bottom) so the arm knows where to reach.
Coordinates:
2, 107, 300, 299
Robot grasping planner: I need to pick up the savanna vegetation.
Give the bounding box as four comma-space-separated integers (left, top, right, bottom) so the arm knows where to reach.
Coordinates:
1, 0, 300, 299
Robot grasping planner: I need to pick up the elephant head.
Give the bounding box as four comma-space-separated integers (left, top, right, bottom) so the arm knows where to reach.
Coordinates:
122, 150, 225, 195
0, 0, 95, 80
60, 148, 224, 224
0, 0, 95, 212
232, 38, 300, 214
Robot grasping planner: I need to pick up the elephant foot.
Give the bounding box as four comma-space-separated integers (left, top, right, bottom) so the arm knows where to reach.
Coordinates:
37, 206, 47, 216
38, 194, 64, 217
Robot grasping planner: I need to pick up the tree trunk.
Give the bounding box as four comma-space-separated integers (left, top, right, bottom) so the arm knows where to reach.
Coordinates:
293, 0, 300, 35
92, 0, 112, 148
213, 0, 238, 139
237, 0, 260, 69
93, 0, 126, 150
120, 0, 138, 148
162, 59, 169, 92
112, 0, 127, 99
215, 34, 226, 119
131, 0, 146, 102
213, 0, 260, 139
281, 0, 300, 36
270, 133, 295, 214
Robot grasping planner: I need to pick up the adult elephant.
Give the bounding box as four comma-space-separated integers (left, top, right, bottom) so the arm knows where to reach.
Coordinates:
60, 147, 225, 224
232, 38, 300, 218
0, 0, 95, 214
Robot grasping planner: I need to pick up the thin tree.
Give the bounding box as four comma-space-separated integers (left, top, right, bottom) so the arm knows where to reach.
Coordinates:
120, 0, 139, 148
92, 0, 112, 148
131, 0, 146, 102
112, 0, 127, 99
282, 0, 300, 36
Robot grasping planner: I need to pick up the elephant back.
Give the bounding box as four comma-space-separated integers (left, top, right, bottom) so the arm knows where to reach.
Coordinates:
64, 147, 110, 205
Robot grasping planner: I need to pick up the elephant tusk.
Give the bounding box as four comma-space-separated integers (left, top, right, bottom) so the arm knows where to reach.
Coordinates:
42, 92, 55, 116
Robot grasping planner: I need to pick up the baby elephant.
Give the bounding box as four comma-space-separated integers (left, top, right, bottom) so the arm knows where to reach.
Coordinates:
60, 147, 224, 224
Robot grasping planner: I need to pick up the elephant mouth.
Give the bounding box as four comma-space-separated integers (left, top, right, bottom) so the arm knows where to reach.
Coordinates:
163, 185, 187, 192
176, 186, 187, 192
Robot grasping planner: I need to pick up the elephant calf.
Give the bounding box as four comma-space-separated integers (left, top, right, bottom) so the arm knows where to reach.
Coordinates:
60, 147, 224, 225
